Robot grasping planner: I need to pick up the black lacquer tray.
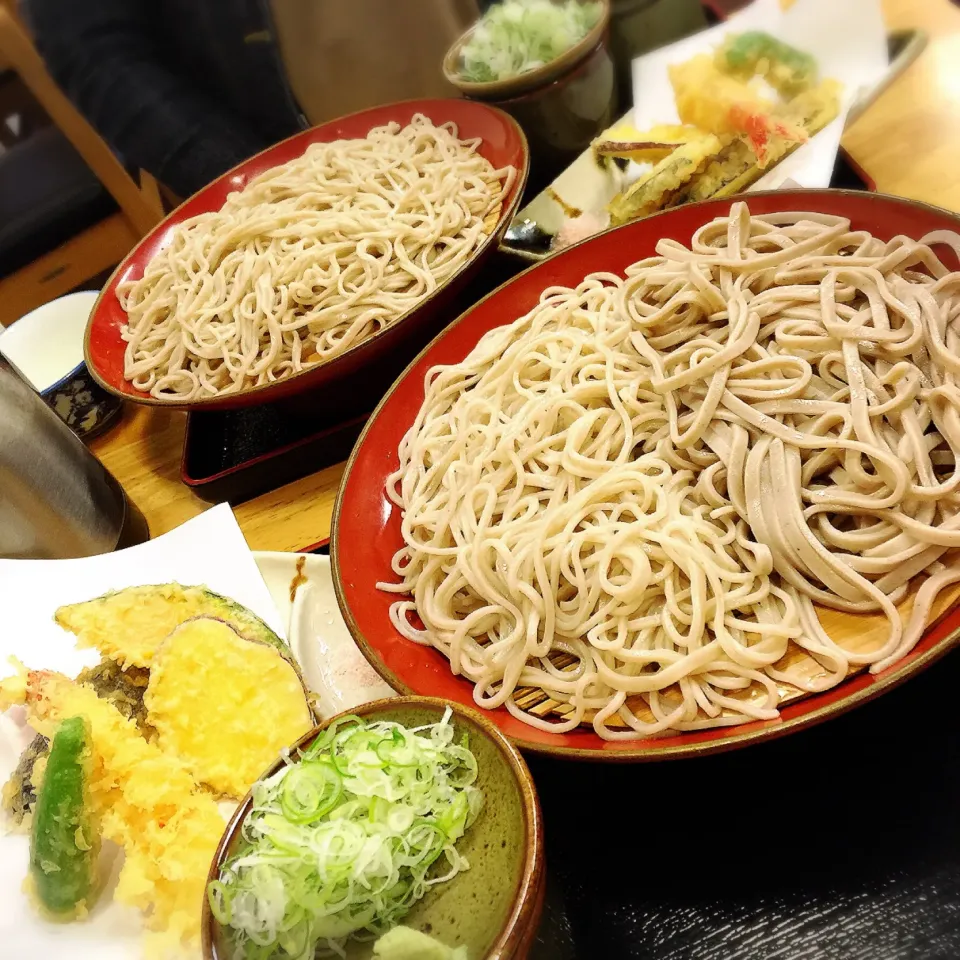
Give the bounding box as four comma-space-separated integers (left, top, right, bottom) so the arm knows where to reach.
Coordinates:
182, 259, 525, 503
526, 653, 960, 959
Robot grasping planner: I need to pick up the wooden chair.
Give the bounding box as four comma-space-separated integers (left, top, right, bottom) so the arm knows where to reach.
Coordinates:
0, 2, 164, 326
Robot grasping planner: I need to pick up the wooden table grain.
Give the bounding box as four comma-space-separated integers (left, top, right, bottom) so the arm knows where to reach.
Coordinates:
90, 405, 346, 552
90, 0, 960, 552
844, 0, 960, 209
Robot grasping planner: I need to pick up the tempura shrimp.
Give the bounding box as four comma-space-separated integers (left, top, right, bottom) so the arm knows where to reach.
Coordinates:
668, 53, 807, 168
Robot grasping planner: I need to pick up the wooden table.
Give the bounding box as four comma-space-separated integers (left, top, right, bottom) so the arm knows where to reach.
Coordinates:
845, 0, 960, 209
90, 0, 960, 553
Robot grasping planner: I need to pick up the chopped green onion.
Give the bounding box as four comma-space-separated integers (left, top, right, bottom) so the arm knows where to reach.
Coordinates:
279, 763, 342, 824
301, 715, 364, 760
209, 712, 483, 960
460, 0, 604, 84
437, 791, 469, 839
208, 880, 231, 926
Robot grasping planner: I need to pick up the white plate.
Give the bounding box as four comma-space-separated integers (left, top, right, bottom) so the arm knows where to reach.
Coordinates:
253, 551, 395, 718
0, 542, 394, 959
0, 290, 99, 392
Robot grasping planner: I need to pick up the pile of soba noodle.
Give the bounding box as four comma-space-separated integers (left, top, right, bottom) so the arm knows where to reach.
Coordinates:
118, 115, 513, 401
381, 201, 960, 739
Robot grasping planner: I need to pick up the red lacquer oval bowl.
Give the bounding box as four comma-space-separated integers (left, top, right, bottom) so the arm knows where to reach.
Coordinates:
332, 189, 960, 760
85, 99, 529, 412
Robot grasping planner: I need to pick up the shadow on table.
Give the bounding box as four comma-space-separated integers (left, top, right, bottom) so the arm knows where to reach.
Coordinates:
527, 648, 960, 960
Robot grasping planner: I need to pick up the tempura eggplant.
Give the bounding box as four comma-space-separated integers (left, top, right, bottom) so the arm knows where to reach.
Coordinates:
607, 132, 723, 225
1, 732, 49, 826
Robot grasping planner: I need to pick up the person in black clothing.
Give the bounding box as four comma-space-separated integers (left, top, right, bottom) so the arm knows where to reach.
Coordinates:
23, 0, 304, 198
24, 0, 486, 200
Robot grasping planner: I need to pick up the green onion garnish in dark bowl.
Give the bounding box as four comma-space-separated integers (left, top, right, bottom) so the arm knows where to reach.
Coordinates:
202, 697, 544, 960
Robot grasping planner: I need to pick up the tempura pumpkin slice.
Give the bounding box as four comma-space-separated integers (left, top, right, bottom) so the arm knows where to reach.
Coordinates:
55, 583, 287, 669
144, 617, 313, 798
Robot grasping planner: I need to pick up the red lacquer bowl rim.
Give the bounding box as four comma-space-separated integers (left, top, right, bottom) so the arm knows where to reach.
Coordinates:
84, 98, 529, 412
332, 188, 960, 761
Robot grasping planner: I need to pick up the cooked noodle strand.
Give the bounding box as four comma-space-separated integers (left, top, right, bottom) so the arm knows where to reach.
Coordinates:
119, 115, 513, 401
380, 202, 960, 739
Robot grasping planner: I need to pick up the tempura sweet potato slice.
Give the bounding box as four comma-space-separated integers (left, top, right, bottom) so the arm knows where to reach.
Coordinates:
144, 617, 313, 798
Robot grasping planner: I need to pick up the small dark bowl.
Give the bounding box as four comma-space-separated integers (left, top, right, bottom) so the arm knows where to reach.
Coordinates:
0, 290, 122, 439
444, 0, 617, 192
203, 697, 545, 960
42, 361, 123, 439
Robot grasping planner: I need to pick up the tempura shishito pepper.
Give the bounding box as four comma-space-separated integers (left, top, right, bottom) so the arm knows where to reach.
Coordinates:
1, 663, 227, 949
717, 31, 819, 98
28, 716, 100, 919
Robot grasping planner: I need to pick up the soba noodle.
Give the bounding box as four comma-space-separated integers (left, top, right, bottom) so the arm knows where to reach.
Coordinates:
380, 201, 960, 739
118, 115, 513, 401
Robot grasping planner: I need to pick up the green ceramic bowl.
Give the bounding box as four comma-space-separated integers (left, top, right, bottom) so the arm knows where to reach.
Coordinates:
443, 0, 616, 193
202, 697, 545, 960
